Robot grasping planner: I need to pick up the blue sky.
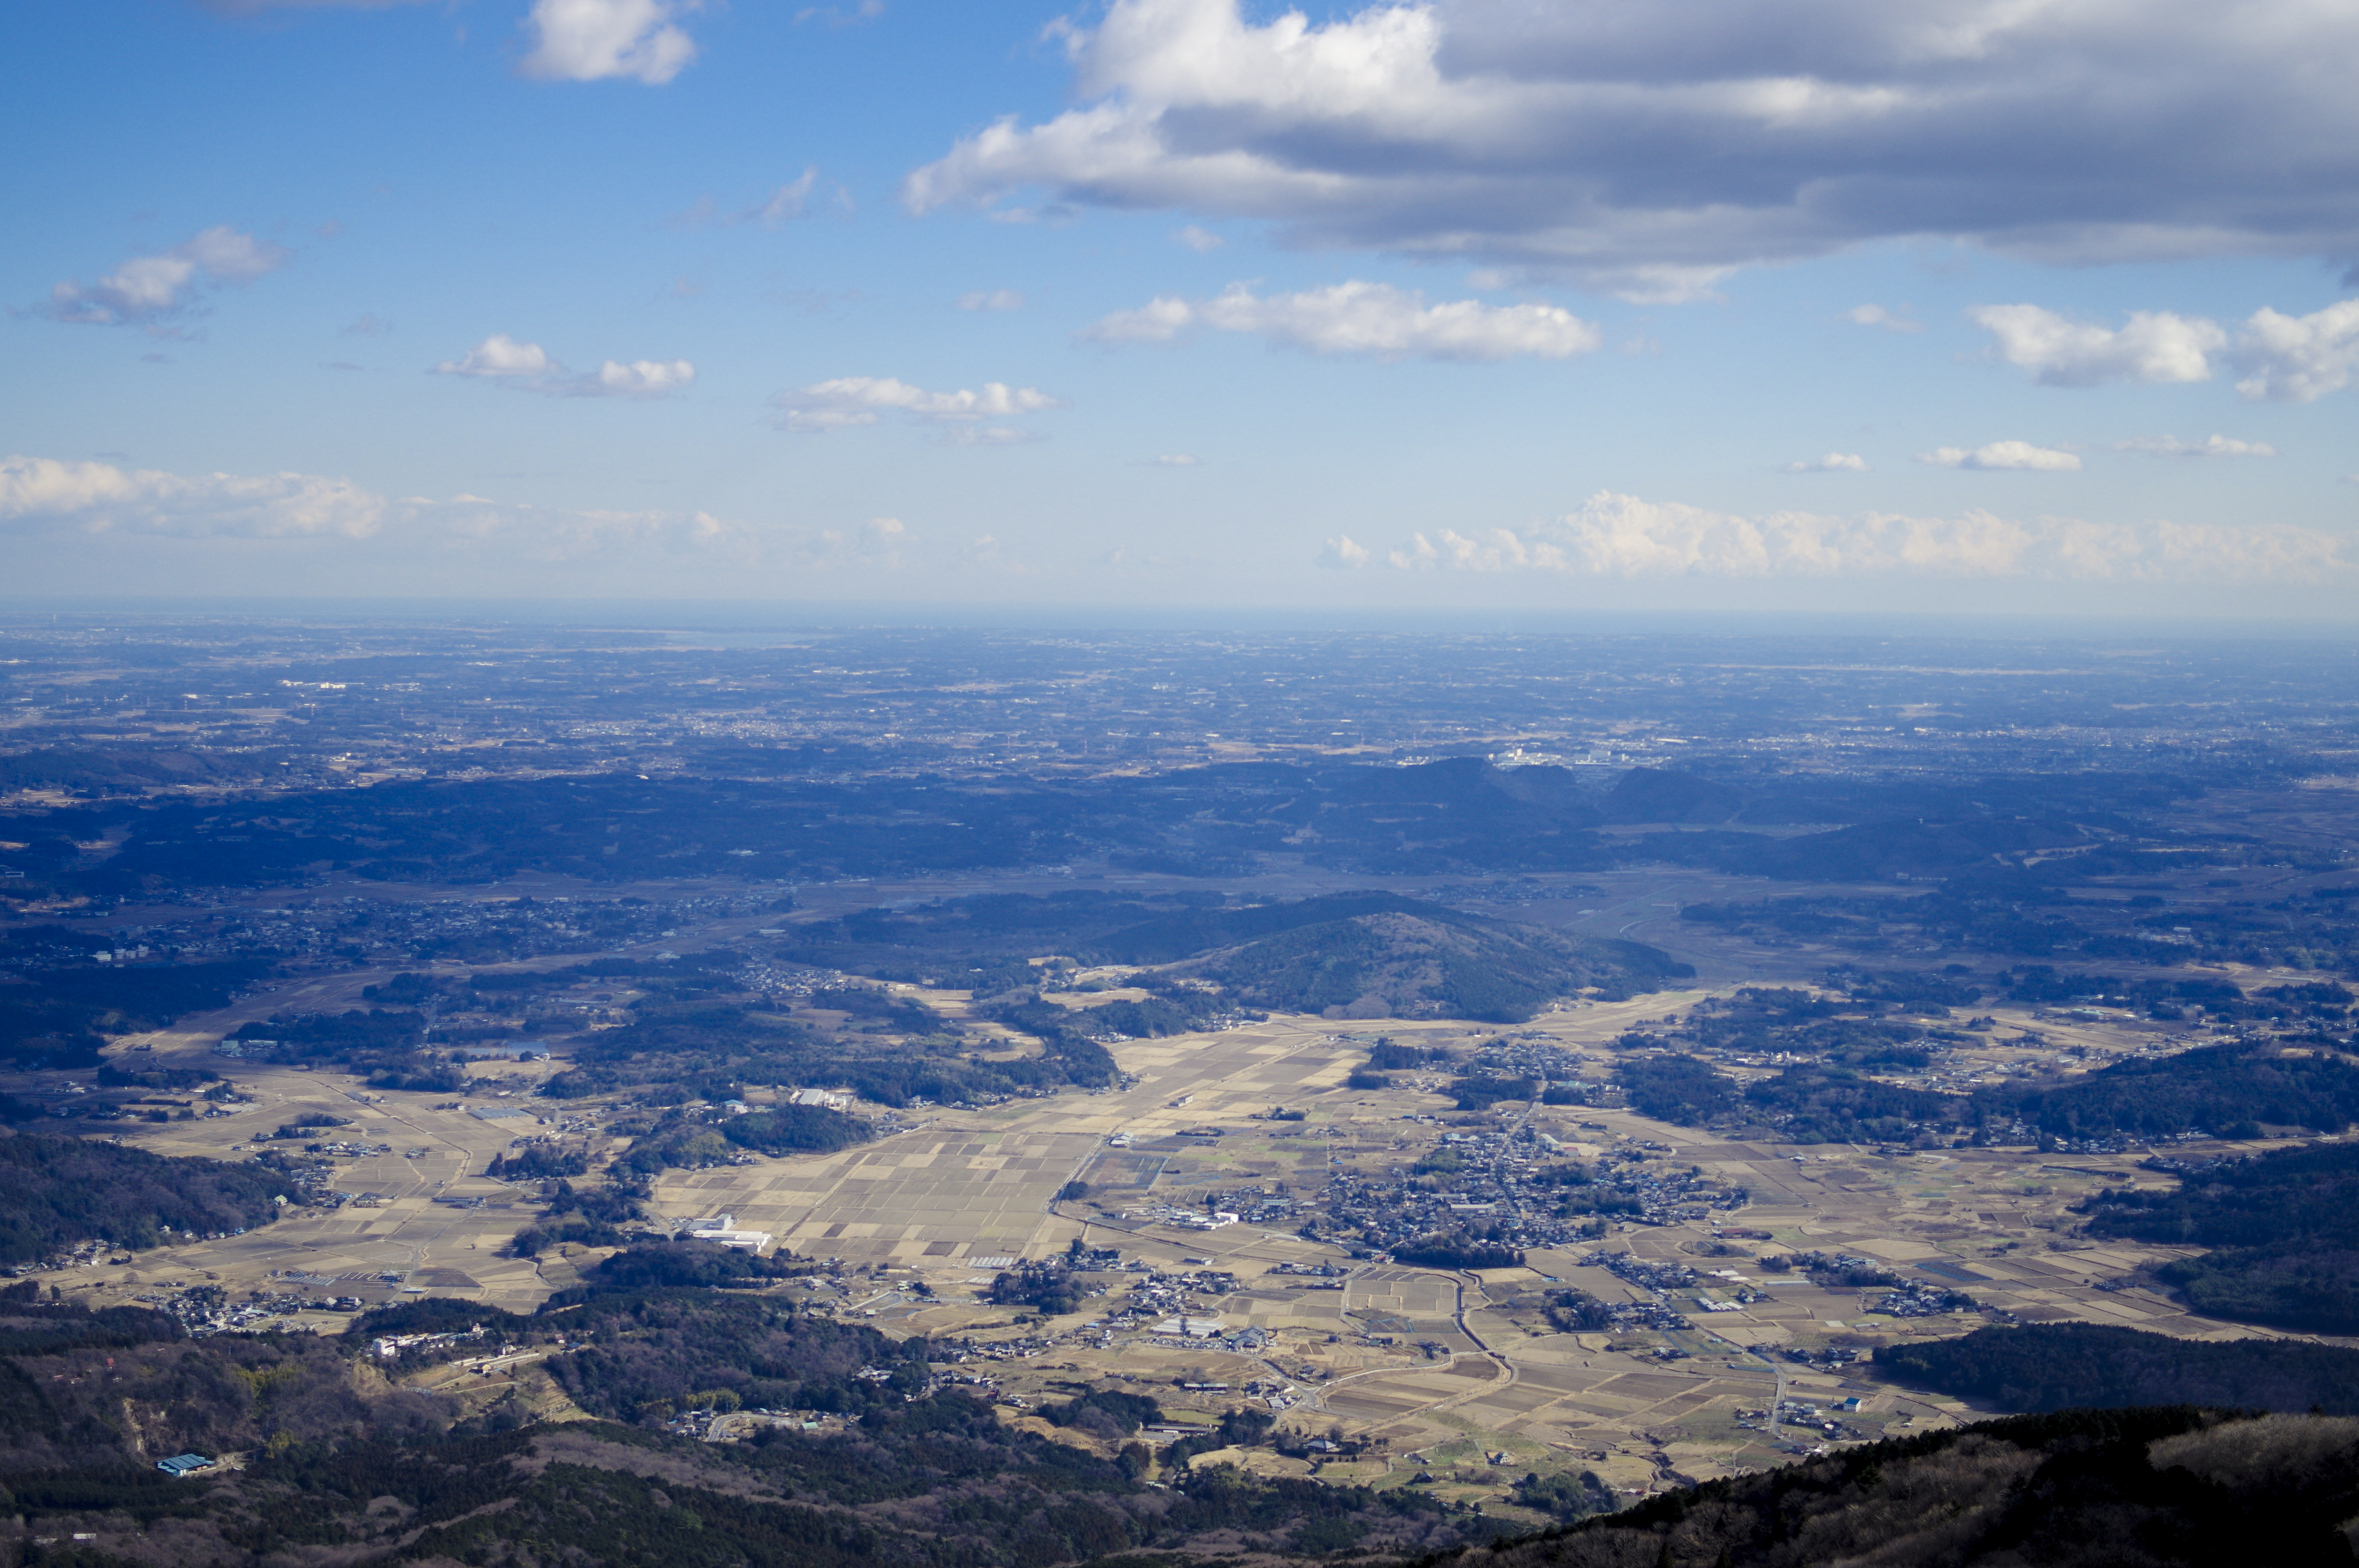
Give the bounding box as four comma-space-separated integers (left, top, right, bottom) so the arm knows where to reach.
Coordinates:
5, 0, 2357, 617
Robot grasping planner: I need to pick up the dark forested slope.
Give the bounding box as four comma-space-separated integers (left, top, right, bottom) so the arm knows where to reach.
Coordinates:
1877, 1323, 2359, 1415
0, 1133, 297, 1264
1461, 1407, 2359, 1568
2084, 1140, 2359, 1333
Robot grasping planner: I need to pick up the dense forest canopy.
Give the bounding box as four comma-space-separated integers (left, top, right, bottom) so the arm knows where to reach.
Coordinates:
0, 1134, 296, 1264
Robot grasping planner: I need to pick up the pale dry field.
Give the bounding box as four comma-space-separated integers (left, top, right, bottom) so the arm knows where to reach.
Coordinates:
53, 974, 2309, 1503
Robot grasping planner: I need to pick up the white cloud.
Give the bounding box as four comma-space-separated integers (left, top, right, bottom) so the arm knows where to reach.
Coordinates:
796, 0, 884, 23
772, 376, 1066, 432
1175, 225, 1225, 252
937, 426, 1042, 446
957, 289, 1025, 311
1917, 440, 2082, 472
2233, 301, 2359, 402
1970, 297, 2359, 401
1847, 305, 1922, 334
1972, 304, 2225, 386
1319, 534, 1371, 567
753, 167, 819, 226
431, 336, 693, 399
670, 168, 839, 230
904, 0, 2359, 294
1084, 281, 1599, 360
590, 359, 696, 397
0, 452, 943, 572
1783, 452, 1868, 472
0, 454, 384, 538
1087, 297, 1197, 346
1129, 453, 1201, 467
435, 334, 555, 379
39, 226, 289, 327
520, 0, 696, 84
1375, 491, 2349, 581
201, 0, 439, 10
2115, 434, 2279, 459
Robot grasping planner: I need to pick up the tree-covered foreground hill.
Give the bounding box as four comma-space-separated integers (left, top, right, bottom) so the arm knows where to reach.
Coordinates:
0, 1134, 296, 1264
1463, 1407, 2359, 1568
0, 1271, 1506, 1567
4, 1239, 2359, 1566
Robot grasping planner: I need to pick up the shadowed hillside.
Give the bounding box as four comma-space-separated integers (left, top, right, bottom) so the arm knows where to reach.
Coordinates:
1178, 903, 1694, 1022
1458, 1407, 2359, 1568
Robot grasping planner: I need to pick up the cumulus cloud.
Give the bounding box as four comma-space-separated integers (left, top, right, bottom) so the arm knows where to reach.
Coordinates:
1319, 534, 1371, 568
38, 227, 289, 328
957, 289, 1025, 311
1783, 453, 1868, 472
588, 359, 695, 397
1847, 305, 1922, 334
520, 0, 697, 84
2234, 301, 2359, 402
1375, 491, 2348, 582
1971, 298, 2359, 401
2115, 434, 2279, 458
772, 376, 1065, 432
1917, 440, 2081, 472
430, 335, 693, 399
435, 334, 553, 379
1084, 281, 1599, 360
903, 0, 2359, 295
1972, 304, 2225, 386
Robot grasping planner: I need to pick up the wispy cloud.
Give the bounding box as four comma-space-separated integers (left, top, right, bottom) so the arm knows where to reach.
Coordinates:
0, 453, 929, 573
1128, 454, 1200, 468
751, 167, 819, 226
795, 0, 883, 24
1783, 453, 1868, 473
1374, 492, 2349, 582
1916, 440, 2080, 472
771, 376, 1065, 433
956, 289, 1025, 311
1846, 305, 1923, 334
431, 334, 694, 399
2115, 434, 2279, 459
35, 227, 289, 329
669, 167, 832, 230
1084, 281, 1599, 362
200, 0, 442, 10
